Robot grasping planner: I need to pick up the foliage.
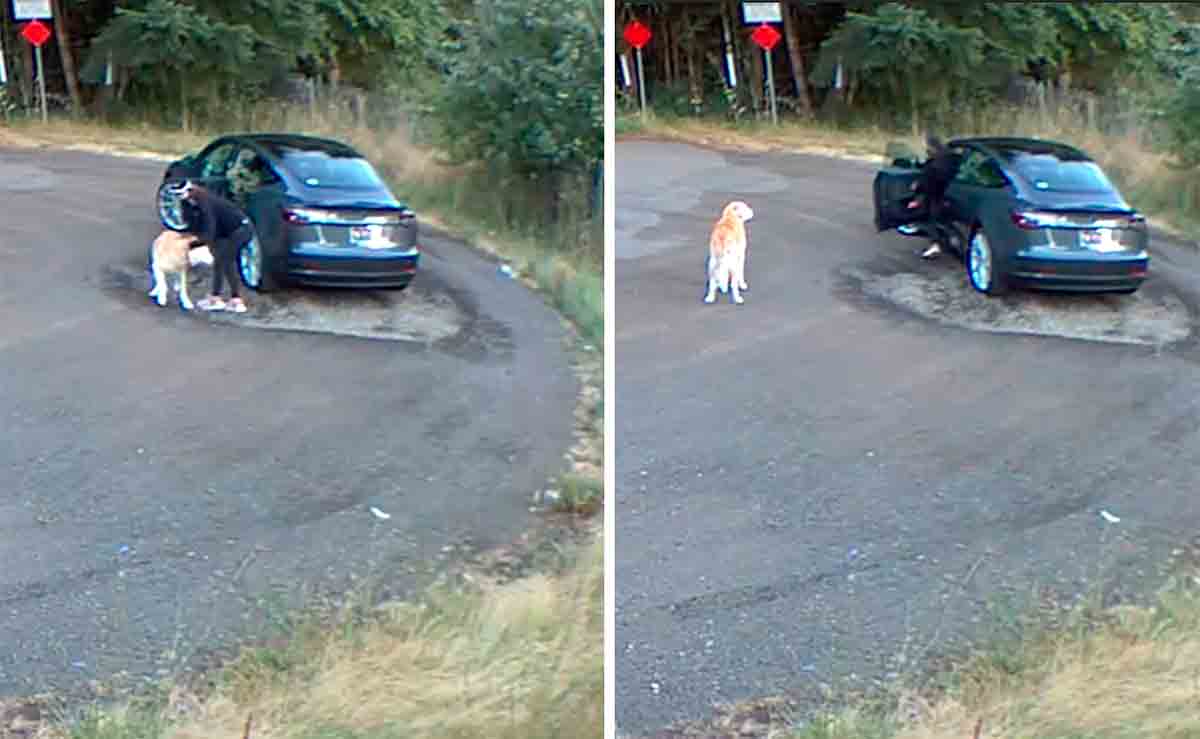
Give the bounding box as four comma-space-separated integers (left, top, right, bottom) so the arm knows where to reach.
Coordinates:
811, 3, 995, 128
429, 0, 603, 179
1159, 22, 1200, 168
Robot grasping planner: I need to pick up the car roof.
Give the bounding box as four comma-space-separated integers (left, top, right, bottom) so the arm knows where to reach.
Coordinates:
948, 136, 1093, 163
213, 133, 364, 160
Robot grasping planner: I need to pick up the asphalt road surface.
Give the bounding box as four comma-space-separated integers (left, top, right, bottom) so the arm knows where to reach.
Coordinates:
615, 139, 1200, 734
0, 147, 575, 700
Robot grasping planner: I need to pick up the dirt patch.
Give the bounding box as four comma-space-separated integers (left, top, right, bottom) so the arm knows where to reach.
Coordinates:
849, 263, 1192, 347
108, 259, 466, 345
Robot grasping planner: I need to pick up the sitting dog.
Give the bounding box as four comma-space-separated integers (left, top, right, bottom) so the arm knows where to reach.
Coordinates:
703, 200, 755, 305
147, 229, 213, 311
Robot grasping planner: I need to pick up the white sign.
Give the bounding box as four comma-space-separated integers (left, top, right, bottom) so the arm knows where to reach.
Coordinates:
742, 2, 782, 24
0, 36, 7, 85
13, 0, 53, 20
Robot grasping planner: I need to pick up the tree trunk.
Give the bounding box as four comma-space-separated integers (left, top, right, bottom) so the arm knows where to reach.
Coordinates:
180, 73, 189, 131
748, 43, 764, 117
684, 12, 701, 113
661, 13, 672, 85
50, 0, 83, 113
670, 16, 683, 88
20, 30, 34, 107
781, 3, 814, 117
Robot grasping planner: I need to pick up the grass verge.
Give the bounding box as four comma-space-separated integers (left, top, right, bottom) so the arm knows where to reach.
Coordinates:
0, 110, 603, 739
631, 569, 1200, 739
618, 107, 1200, 243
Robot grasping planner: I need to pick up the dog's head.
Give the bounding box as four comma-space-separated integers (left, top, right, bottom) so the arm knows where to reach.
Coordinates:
722, 200, 754, 223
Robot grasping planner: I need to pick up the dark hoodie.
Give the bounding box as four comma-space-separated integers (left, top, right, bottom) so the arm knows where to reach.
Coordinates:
916, 136, 960, 215
183, 186, 249, 246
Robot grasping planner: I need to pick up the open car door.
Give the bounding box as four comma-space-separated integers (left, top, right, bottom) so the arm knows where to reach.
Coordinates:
873, 142, 925, 233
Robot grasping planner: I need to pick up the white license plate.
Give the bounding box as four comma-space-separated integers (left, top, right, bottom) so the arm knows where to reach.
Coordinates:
351, 225, 392, 249
1080, 228, 1123, 252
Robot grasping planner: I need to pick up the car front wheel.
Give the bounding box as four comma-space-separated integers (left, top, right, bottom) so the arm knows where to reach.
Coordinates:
157, 180, 188, 231
966, 227, 1008, 296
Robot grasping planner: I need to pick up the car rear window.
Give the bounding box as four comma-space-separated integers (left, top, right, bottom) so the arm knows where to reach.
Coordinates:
276, 149, 386, 190
995, 147, 1114, 193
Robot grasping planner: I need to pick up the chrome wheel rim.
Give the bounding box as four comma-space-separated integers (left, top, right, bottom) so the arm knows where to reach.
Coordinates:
239, 236, 262, 288
969, 232, 992, 291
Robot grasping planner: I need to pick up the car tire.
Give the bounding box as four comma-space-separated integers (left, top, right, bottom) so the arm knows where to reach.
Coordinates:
965, 226, 1008, 296
238, 226, 278, 293
156, 179, 189, 232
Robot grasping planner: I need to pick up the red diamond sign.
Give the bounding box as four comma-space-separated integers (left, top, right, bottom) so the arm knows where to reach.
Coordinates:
750, 23, 781, 51
623, 19, 652, 50
21, 20, 51, 48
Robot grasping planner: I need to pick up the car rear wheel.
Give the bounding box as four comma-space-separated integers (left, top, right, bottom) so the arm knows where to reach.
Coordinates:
238, 228, 278, 292
966, 227, 1008, 296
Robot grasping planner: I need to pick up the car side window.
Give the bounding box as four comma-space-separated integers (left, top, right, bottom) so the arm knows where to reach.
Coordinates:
955, 151, 1008, 189
200, 142, 237, 178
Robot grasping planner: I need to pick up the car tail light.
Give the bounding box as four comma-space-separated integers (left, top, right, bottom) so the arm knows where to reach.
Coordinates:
1011, 210, 1070, 230
283, 206, 415, 225
1012, 210, 1146, 230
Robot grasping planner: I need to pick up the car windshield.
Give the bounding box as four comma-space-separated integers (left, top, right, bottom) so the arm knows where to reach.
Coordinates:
276, 148, 386, 190
994, 146, 1114, 193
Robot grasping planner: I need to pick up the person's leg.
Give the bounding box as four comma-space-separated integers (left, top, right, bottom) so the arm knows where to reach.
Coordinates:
921, 192, 945, 259
198, 237, 232, 310
224, 225, 250, 312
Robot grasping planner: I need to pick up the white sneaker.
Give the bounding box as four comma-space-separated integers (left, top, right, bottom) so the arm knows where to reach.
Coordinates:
921, 243, 942, 259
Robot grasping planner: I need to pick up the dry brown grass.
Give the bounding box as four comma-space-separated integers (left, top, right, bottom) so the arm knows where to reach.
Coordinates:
43, 535, 602, 739
888, 584, 1200, 739
165, 537, 602, 739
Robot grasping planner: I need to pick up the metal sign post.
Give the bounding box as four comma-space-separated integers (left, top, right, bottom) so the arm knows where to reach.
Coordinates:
20, 21, 52, 122
749, 23, 781, 126
35, 44, 45, 121
15, 1, 53, 123
622, 20, 652, 119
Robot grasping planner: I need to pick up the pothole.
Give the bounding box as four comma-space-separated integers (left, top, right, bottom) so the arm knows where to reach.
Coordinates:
107, 258, 467, 345
847, 262, 1193, 347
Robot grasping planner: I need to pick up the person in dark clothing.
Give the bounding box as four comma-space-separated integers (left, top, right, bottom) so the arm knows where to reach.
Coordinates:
908, 135, 961, 259
177, 181, 252, 313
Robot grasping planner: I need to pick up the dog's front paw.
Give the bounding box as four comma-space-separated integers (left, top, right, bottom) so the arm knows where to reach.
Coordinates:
703, 294, 716, 304
733, 295, 745, 305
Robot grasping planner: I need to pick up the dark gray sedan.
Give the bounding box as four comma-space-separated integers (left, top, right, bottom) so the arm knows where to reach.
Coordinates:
874, 136, 1150, 296
157, 133, 420, 292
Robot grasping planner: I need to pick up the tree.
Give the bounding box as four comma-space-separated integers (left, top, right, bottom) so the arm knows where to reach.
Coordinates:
812, 3, 993, 134
431, 0, 603, 180
84, 0, 260, 129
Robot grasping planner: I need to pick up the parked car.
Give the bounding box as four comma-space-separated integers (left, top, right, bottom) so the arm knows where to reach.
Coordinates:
156, 133, 419, 292
873, 136, 1149, 296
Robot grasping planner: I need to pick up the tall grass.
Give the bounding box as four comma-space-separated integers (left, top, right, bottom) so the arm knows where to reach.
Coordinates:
59, 536, 603, 739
